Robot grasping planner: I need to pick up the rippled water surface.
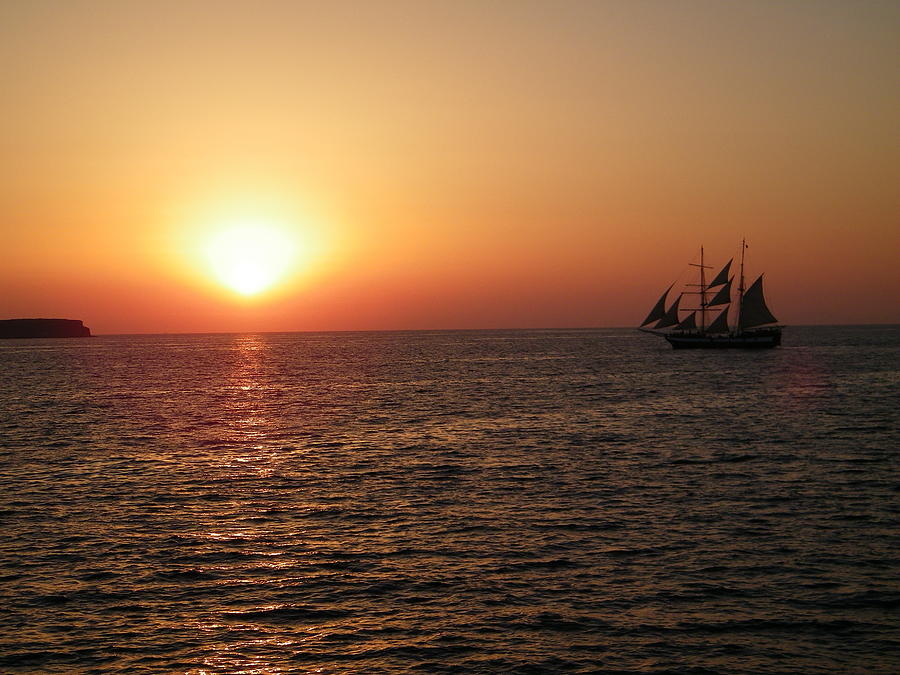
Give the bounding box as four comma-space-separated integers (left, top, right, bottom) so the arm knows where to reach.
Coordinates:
1, 327, 898, 673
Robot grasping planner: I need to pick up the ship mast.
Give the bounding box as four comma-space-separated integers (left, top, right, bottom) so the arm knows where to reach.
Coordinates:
687, 246, 710, 333
736, 238, 746, 331
700, 246, 707, 332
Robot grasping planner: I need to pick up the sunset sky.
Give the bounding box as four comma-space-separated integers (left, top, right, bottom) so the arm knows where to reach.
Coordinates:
2, 0, 897, 333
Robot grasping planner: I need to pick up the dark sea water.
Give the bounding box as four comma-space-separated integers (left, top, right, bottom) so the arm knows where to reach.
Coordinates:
1, 326, 898, 674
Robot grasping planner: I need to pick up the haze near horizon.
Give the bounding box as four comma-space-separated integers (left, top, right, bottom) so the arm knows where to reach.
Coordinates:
2, 0, 897, 333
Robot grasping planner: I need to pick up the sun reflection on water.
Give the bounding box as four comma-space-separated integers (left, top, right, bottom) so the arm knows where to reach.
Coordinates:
218, 334, 280, 478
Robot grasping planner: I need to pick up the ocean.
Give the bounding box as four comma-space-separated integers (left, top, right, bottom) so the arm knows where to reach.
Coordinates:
1, 326, 898, 674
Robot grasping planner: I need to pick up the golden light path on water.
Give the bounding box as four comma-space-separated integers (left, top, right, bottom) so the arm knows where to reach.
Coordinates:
191, 335, 334, 674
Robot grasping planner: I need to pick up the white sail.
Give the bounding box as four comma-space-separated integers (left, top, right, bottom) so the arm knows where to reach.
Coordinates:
641, 284, 672, 326
709, 259, 732, 287
708, 278, 732, 306
739, 275, 778, 328
706, 307, 730, 333
654, 294, 681, 328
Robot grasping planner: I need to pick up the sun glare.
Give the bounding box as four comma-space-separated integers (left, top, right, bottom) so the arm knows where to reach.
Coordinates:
206, 223, 297, 296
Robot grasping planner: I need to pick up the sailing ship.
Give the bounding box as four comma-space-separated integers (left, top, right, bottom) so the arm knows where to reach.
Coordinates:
639, 240, 781, 349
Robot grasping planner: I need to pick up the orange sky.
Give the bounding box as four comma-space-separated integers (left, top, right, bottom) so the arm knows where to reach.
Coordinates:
2, 0, 898, 333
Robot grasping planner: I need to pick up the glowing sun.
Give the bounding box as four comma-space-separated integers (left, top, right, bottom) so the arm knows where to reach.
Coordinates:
205, 223, 297, 296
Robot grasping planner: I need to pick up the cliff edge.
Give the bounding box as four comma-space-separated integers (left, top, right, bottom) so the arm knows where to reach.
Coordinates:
0, 319, 92, 338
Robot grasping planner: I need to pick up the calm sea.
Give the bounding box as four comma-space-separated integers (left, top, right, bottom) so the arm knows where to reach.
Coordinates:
1, 327, 898, 674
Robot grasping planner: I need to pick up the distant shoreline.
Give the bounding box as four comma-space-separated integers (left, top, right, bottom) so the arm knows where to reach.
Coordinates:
0, 318, 92, 339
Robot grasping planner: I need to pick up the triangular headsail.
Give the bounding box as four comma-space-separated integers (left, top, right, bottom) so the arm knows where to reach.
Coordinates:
677, 311, 697, 331
709, 259, 732, 287
740, 275, 778, 329
708, 278, 732, 306
654, 294, 682, 328
706, 307, 730, 333
641, 284, 673, 326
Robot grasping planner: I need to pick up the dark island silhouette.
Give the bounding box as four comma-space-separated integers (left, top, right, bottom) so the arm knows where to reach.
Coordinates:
0, 318, 92, 339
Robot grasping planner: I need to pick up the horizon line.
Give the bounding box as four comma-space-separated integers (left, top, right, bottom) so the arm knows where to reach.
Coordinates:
76, 322, 900, 337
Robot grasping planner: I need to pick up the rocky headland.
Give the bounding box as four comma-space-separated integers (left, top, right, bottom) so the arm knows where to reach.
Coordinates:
0, 319, 92, 338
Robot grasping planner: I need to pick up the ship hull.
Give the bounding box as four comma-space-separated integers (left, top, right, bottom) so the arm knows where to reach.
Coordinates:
664, 328, 781, 350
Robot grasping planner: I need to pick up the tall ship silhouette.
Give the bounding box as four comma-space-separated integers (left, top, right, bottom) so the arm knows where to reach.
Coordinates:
639, 240, 781, 349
